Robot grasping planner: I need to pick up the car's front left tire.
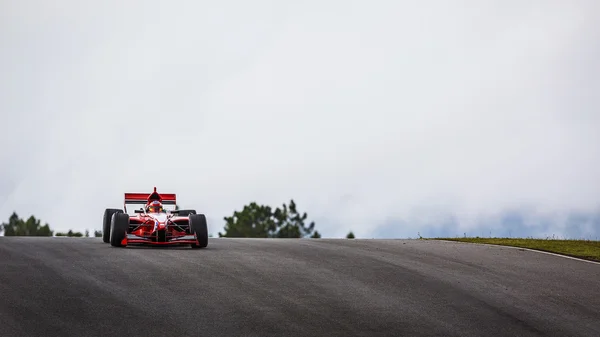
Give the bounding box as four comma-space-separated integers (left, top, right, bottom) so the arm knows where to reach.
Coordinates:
177, 209, 196, 217
189, 214, 208, 249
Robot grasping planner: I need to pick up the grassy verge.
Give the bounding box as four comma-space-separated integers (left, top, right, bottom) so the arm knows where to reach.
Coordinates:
432, 237, 600, 262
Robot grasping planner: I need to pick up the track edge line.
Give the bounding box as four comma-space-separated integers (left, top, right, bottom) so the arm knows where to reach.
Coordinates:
434, 239, 600, 266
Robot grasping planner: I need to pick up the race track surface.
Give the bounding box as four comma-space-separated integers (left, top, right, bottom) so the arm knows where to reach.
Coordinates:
0, 237, 599, 337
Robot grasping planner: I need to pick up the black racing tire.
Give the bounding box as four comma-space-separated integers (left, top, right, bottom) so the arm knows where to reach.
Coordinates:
103, 208, 123, 243
189, 214, 208, 249
177, 209, 196, 217
110, 212, 130, 247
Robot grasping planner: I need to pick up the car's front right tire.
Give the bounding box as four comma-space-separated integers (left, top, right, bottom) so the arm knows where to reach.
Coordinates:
103, 208, 123, 243
110, 212, 130, 247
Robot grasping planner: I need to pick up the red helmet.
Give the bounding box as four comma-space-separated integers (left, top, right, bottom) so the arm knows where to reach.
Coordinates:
146, 200, 164, 213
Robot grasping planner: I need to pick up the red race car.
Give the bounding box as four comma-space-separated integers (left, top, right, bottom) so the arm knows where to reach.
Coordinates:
102, 187, 208, 248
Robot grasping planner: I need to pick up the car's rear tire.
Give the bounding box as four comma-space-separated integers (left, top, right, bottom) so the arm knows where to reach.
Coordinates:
110, 212, 130, 247
103, 208, 123, 243
189, 214, 208, 249
177, 209, 196, 217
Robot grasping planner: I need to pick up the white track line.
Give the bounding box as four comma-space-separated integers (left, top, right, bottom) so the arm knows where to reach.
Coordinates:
435, 239, 600, 266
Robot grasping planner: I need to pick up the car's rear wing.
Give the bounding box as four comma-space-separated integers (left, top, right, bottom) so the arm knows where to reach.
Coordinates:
124, 194, 177, 204
123, 187, 176, 212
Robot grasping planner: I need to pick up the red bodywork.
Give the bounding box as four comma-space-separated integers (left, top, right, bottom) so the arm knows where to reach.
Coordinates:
121, 187, 199, 246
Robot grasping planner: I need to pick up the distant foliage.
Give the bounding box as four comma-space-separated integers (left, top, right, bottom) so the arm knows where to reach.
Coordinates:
219, 200, 317, 238
1, 212, 53, 236
1, 211, 103, 238
55, 230, 84, 237
346, 231, 355, 239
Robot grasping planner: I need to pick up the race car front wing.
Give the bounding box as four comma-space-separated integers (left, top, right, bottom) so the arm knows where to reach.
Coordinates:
124, 233, 199, 245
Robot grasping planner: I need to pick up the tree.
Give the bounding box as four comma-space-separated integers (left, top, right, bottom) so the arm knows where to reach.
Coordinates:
311, 231, 321, 238
219, 199, 317, 238
94, 230, 102, 237
272, 199, 316, 238
220, 202, 277, 237
1, 212, 53, 236
346, 231, 355, 239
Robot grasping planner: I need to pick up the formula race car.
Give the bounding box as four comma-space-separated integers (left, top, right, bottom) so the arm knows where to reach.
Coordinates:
102, 187, 208, 248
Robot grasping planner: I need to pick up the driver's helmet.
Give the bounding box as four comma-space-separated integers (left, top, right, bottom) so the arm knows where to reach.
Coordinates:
146, 200, 164, 213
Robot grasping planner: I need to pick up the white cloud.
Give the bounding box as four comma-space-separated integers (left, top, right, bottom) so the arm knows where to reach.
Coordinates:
1, 0, 599, 237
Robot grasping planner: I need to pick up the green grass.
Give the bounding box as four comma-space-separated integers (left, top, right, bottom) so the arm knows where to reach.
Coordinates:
432, 237, 600, 262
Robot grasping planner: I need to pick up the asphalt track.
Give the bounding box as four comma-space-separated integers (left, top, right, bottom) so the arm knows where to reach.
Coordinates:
0, 237, 599, 337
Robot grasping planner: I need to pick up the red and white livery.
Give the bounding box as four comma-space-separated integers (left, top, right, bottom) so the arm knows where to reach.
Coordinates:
102, 187, 208, 248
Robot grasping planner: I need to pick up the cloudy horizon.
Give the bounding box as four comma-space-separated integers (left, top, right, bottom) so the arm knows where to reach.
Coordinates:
1, 0, 599, 238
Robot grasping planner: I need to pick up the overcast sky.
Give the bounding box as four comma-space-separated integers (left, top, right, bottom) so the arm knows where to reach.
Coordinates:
1, 0, 599, 238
